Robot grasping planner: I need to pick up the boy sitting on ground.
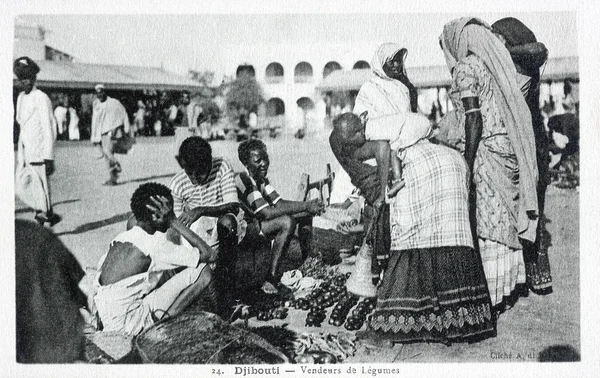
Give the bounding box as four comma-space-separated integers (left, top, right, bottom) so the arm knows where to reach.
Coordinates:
92, 183, 218, 336
236, 138, 325, 294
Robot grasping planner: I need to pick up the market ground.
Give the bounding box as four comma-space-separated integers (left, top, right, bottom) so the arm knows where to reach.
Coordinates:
14, 133, 580, 363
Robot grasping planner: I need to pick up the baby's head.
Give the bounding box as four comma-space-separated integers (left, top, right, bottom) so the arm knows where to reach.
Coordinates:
333, 112, 367, 146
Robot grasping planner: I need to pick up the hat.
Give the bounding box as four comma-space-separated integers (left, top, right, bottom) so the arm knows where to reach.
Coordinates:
95, 84, 105, 91
13, 56, 40, 80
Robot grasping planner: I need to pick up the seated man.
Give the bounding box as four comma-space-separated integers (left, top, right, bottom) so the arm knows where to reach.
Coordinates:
236, 138, 325, 294
92, 183, 217, 336
169, 136, 245, 310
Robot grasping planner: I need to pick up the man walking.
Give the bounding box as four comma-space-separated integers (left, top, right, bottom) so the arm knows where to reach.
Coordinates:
91, 84, 130, 186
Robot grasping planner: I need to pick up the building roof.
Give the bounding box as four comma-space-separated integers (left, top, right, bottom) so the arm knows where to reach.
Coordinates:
316, 56, 579, 92
19, 60, 203, 91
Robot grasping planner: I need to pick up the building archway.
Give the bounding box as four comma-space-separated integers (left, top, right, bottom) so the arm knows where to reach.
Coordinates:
236, 64, 256, 78
353, 60, 370, 70
296, 97, 315, 111
266, 97, 285, 116
265, 62, 284, 83
294, 62, 313, 83
323, 61, 342, 78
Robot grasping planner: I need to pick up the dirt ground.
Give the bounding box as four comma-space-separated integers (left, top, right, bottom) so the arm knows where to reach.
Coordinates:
14, 133, 580, 363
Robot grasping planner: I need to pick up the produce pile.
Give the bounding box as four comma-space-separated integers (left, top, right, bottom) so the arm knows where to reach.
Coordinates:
286, 273, 376, 330
293, 332, 357, 363
298, 255, 339, 280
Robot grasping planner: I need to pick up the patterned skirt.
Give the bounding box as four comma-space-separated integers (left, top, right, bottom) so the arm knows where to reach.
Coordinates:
367, 246, 496, 344
479, 239, 526, 306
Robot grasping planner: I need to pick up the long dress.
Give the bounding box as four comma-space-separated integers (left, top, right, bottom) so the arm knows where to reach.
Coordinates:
367, 140, 495, 343
449, 54, 527, 306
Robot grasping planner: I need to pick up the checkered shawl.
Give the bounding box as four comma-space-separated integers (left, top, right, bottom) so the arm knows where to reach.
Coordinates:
390, 140, 473, 250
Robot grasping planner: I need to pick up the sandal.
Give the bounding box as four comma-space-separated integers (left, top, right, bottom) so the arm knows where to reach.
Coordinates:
34, 211, 62, 226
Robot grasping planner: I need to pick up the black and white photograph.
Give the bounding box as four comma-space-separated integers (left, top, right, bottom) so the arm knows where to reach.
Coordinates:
3, 0, 598, 376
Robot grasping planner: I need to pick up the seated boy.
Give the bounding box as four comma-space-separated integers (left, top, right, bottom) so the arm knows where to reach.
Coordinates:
92, 183, 218, 336
236, 138, 325, 294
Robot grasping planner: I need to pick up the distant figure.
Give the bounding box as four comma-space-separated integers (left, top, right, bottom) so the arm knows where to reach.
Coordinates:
54, 101, 69, 140
16, 219, 87, 363
133, 100, 147, 136
55, 95, 80, 141
14, 56, 61, 226
562, 79, 579, 115
173, 91, 203, 156
67, 104, 80, 141
91, 84, 131, 186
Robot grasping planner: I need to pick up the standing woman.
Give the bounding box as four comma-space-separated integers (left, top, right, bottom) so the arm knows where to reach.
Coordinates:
440, 18, 539, 308
492, 17, 553, 295
352, 43, 420, 282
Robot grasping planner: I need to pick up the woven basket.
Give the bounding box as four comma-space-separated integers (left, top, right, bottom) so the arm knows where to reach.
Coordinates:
84, 331, 134, 363
135, 310, 288, 364
313, 227, 363, 263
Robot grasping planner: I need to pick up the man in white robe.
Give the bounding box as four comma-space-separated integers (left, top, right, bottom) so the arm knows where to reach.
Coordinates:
14, 56, 61, 226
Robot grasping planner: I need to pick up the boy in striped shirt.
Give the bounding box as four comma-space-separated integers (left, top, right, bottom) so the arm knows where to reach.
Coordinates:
236, 138, 325, 294
169, 137, 244, 312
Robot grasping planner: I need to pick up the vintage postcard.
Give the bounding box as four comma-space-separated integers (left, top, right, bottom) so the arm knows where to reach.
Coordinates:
2, 0, 598, 376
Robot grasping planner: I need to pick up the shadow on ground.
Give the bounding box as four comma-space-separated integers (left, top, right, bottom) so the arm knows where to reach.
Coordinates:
56, 211, 132, 236
117, 173, 176, 185
15, 198, 81, 214
538, 344, 580, 362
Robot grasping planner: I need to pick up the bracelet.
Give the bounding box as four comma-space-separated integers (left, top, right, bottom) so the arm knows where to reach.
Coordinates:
464, 108, 481, 114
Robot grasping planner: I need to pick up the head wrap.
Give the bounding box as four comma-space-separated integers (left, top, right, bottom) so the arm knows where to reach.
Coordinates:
370, 43, 407, 80
13, 56, 40, 80
440, 17, 539, 242
492, 17, 548, 73
95, 84, 105, 91
354, 43, 412, 117
491, 17, 537, 46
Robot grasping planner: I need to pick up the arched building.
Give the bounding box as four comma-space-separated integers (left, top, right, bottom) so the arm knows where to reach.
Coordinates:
224, 42, 378, 133
223, 42, 578, 133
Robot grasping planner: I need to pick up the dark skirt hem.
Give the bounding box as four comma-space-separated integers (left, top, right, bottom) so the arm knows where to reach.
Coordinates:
368, 246, 496, 344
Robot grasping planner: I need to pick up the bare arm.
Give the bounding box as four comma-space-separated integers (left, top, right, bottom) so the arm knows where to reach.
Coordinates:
256, 198, 324, 221
148, 196, 217, 264
462, 96, 483, 177
178, 202, 240, 228
352, 140, 389, 205
169, 218, 217, 264
462, 96, 482, 242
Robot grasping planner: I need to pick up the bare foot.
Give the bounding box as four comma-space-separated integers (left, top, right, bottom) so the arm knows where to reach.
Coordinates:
387, 179, 405, 198
261, 281, 278, 295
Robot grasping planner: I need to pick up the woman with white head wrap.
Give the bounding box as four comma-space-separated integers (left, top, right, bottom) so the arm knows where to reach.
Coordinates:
342, 47, 494, 347
354, 43, 432, 204
440, 17, 539, 308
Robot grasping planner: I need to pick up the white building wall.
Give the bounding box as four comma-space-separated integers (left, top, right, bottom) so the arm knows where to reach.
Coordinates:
13, 23, 46, 60
222, 42, 378, 132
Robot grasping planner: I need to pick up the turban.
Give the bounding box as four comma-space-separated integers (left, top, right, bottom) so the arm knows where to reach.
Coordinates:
13, 56, 40, 80
95, 84, 105, 91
